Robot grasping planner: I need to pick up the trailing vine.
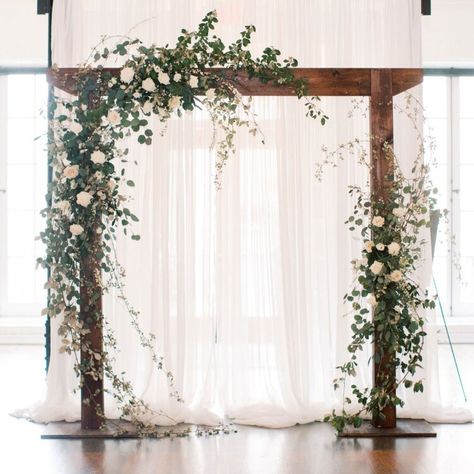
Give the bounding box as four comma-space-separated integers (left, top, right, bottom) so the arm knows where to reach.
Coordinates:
38, 11, 327, 436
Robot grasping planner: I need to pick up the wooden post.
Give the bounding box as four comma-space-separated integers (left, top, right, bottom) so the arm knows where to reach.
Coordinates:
80, 224, 104, 430
80, 91, 104, 430
369, 69, 396, 429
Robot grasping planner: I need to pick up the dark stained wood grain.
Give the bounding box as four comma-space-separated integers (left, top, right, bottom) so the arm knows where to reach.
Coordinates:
47, 67, 423, 97
369, 69, 396, 430
79, 223, 104, 426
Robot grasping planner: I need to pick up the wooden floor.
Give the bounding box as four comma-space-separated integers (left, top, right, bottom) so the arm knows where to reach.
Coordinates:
1, 345, 473, 474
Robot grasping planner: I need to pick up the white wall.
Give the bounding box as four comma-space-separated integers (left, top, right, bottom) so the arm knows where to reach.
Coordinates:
422, 0, 474, 66
0, 0, 48, 65
0, 0, 472, 68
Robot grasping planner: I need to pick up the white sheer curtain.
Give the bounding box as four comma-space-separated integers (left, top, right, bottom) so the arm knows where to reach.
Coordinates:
20, 0, 471, 427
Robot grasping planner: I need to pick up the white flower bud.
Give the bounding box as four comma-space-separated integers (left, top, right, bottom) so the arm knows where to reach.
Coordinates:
68, 121, 83, 134
120, 66, 135, 84
63, 165, 79, 179
91, 150, 106, 165
76, 191, 93, 207
107, 110, 121, 126
142, 77, 157, 91
370, 261, 384, 275
372, 216, 385, 227
157, 71, 170, 85
188, 75, 199, 88
387, 242, 401, 256
364, 241, 374, 253
206, 88, 216, 100
389, 270, 403, 282
69, 224, 84, 236
393, 207, 407, 218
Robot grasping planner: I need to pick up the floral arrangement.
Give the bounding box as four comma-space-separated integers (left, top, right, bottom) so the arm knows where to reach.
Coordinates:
38, 11, 327, 436
323, 111, 438, 432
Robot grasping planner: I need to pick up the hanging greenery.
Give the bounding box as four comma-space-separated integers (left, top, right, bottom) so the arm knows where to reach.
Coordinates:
39, 11, 327, 436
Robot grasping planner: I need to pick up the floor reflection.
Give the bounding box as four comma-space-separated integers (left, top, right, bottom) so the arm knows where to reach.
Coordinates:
0, 346, 472, 473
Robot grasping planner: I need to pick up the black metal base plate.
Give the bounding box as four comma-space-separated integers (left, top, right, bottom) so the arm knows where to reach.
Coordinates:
338, 419, 437, 438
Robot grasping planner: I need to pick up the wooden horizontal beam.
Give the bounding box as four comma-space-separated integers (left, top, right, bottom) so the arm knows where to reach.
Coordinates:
47, 67, 423, 98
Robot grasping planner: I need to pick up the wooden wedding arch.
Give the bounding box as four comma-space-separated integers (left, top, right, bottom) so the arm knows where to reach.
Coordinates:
45, 66, 434, 438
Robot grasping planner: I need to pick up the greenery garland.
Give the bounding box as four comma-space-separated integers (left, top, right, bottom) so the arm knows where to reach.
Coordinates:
38, 11, 327, 436
323, 100, 439, 432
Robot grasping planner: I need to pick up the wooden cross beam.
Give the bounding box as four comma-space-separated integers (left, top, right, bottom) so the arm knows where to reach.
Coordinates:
47, 67, 423, 432
48, 67, 422, 97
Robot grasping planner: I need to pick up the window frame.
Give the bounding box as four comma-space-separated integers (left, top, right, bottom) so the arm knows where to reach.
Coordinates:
0, 67, 48, 319
425, 68, 474, 320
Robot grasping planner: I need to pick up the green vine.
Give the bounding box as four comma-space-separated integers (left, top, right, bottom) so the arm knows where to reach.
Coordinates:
39, 11, 327, 436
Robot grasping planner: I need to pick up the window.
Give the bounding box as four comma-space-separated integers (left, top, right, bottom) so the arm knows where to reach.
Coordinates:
0, 73, 48, 318
424, 72, 474, 318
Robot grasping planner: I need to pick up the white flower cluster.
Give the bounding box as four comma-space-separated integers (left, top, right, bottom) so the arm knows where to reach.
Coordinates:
354, 207, 410, 309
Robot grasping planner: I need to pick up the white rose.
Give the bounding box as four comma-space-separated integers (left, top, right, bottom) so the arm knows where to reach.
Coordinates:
108, 178, 117, 192
64, 165, 79, 179
157, 71, 170, 85
70, 224, 84, 236
376, 243, 385, 251
142, 77, 157, 92
142, 101, 153, 114
393, 207, 407, 218
76, 191, 93, 207
91, 150, 106, 165
389, 270, 403, 282
188, 75, 199, 88
107, 110, 121, 126
68, 121, 83, 134
120, 66, 135, 84
387, 242, 401, 256
133, 92, 142, 99
206, 88, 216, 100
372, 216, 385, 227
370, 261, 384, 275
169, 96, 181, 109
353, 257, 368, 269
364, 240, 374, 253
173, 73, 182, 82
55, 200, 71, 216
368, 294, 377, 306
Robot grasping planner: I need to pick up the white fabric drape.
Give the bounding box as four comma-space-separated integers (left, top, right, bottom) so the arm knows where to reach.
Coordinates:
20, 0, 472, 427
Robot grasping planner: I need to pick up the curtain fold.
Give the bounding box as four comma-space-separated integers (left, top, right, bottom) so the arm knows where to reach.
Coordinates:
19, 0, 471, 427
